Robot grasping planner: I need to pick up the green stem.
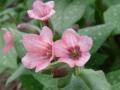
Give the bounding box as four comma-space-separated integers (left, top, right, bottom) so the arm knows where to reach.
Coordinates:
74, 67, 81, 76
40, 21, 45, 28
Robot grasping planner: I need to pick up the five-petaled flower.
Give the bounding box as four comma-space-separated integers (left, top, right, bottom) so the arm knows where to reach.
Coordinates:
54, 29, 93, 68
22, 26, 54, 72
27, 0, 55, 21
3, 31, 14, 54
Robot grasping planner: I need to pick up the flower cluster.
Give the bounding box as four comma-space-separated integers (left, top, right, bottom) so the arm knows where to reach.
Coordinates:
22, 26, 93, 72
3, 0, 93, 72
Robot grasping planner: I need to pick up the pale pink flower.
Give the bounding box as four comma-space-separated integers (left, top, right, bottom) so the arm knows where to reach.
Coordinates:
54, 29, 93, 67
27, 0, 55, 21
3, 31, 13, 54
22, 26, 54, 72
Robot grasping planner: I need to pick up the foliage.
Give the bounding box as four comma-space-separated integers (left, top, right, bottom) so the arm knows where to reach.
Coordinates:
0, 0, 120, 90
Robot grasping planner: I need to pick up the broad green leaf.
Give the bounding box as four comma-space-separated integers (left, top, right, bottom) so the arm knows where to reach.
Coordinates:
4, 25, 26, 58
61, 75, 90, 90
103, 0, 120, 7
43, 87, 59, 90
84, 6, 95, 23
104, 4, 120, 35
80, 69, 111, 90
112, 83, 120, 90
51, 0, 86, 33
57, 73, 71, 88
20, 75, 43, 90
32, 72, 58, 88
107, 69, 120, 85
0, 31, 17, 69
78, 24, 114, 53
61, 69, 111, 90
25, 0, 33, 9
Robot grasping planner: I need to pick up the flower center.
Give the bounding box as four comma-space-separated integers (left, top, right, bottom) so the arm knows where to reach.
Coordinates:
68, 46, 81, 60
35, 5, 51, 17
45, 44, 52, 59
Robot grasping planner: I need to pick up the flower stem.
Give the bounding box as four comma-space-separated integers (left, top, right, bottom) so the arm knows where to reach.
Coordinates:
74, 67, 81, 76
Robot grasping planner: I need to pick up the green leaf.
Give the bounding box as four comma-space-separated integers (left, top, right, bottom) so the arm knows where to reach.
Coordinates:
0, 8, 15, 17
57, 74, 71, 88
6, 65, 26, 85
84, 6, 95, 23
107, 69, 120, 85
103, 0, 120, 7
32, 72, 58, 88
61, 69, 111, 90
0, 31, 17, 69
78, 24, 114, 53
20, 75, 43, 90
80, 69, 111, 90
61, 75, 90, 90
112, 83, 120, 90
51, 0, 86, 34
43, 87, 59, 90
104, 4, 120, 35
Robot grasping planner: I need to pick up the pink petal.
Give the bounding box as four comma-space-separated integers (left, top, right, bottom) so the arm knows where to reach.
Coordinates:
39, 9, 55, 21
22, 53, 51, 71
45, 1, 55, 9
22, 53, 39, 69
3, 44, 13, 54
32, 0, 43, 8
35, 61, 50, 72
59, 57, 75, 68
75, 52, 91, 67
22, 34, 48, 52
3, 31, 13, 54
40, 26, 53, 43
27, 10, 40, 20
62, 29, 79, 47
79, 36, 93, 52
3, 31, 13, 44
54, 40, 68, 57
51, 47, 55, 61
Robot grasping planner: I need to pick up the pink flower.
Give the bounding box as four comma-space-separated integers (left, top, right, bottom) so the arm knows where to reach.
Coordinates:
3, 31, 13, 54
22, 26, 54, 72
27, 0, 55, 21
54, 29, 93, 68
